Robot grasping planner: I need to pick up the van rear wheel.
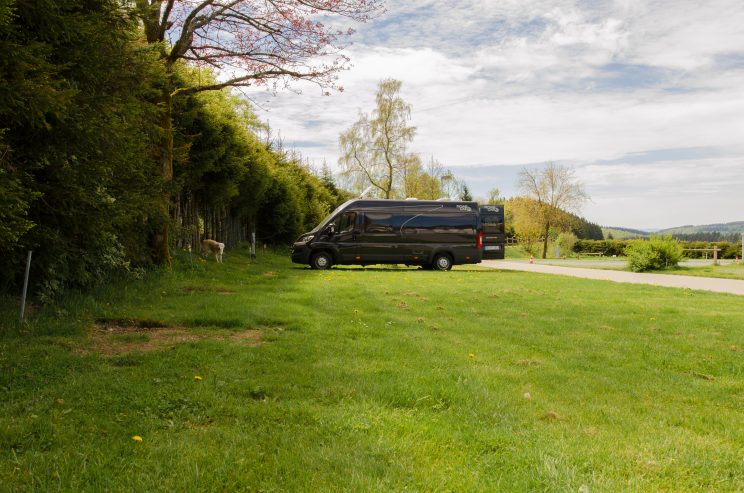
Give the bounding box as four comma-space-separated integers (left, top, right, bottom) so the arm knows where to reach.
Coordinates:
310, 252, 333, 270
432, 254, 452, 271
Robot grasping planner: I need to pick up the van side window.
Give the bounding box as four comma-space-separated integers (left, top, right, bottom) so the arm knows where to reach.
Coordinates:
364, 213, 394, 233
403, 213, 475, 234
338, 212, 356, 233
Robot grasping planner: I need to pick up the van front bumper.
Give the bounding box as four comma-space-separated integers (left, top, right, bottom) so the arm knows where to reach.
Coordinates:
291, 243, 311, 264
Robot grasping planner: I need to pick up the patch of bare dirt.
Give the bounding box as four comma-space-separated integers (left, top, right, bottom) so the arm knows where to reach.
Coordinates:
76, 320, 262, 356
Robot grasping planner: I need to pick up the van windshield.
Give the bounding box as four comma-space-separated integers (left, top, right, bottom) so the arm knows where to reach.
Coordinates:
309, 200, 353, 233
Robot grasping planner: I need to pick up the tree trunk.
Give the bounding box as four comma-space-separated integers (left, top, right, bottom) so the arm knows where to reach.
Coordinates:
153, 88, 174, 268
542, 221, 550, 259
193, 196, 199, 251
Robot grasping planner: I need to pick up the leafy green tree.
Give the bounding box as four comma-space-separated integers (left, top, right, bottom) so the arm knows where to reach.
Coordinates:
486, 187, 504, 204
256, 166, 304, 244
160, 64, 344, 252
132, 0, 382, 266
557, 232, 578, 257
0, 0, 165, 299
403, 157, 443, 199
0, 0, 72, 263
517, 163, 588, 259
507, 197, 544, 255
460, 184, 473, 201
0, 146, 38, 252
169, 71, 275, 247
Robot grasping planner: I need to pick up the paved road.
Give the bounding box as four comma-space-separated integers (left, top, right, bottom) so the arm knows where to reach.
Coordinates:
480, 260, 744, 296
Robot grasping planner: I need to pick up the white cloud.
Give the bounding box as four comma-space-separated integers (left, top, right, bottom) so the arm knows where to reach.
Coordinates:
624, 0, 744, 71
237, 0, 744, 228
576, 157, 744, 228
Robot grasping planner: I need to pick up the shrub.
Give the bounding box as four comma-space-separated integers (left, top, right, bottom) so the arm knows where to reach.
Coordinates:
722, 242, 740, 259
557, 232, 578, 257
626, 236, 683, 272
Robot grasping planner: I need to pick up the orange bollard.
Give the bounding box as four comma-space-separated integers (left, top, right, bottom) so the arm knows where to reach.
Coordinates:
529, 255, 534, 264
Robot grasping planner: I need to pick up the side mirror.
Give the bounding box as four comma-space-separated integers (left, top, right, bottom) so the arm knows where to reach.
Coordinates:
325, 225, 335, 236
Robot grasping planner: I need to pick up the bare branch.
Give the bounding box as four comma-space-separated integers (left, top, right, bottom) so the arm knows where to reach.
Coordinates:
172, 67, 329, 96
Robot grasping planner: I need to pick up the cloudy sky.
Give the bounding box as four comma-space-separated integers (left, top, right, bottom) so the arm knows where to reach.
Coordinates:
243, 0, 744, 229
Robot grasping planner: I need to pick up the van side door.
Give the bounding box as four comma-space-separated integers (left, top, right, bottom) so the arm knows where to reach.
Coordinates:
332, 211, 359, 262
357, 212, 407, 264
401, 213, 478, 264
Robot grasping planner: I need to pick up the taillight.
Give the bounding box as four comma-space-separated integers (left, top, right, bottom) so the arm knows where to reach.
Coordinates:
477, 231, 483, 249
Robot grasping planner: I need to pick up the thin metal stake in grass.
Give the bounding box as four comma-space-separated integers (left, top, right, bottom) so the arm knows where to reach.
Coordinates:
19, 250, 32, 323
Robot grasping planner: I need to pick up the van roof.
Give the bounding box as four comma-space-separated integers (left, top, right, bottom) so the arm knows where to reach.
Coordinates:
345, 199, 479, 212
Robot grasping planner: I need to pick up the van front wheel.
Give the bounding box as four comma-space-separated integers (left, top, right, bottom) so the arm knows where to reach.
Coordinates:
310, 252, 333, 270
432, 254, 452, 271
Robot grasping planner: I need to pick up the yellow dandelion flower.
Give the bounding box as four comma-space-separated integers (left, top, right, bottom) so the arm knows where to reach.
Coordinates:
132, 435, 143, 442
649, 317, 656, 321
194, 375, 203, 381
468, 353, 475, 360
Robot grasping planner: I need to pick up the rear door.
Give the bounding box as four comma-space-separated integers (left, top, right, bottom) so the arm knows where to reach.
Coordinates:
480, 206, 505, 259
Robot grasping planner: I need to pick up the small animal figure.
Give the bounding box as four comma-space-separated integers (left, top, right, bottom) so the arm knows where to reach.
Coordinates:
201, 239, 225, 263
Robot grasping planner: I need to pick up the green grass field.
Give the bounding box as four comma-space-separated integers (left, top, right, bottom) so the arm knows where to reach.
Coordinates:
2, 248, 743, 491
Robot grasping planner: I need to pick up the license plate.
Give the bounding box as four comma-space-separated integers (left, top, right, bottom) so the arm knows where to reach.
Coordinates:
484, 245, 500, 251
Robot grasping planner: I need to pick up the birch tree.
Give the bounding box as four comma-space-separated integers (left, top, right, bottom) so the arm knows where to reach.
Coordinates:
338, 79, 416, 198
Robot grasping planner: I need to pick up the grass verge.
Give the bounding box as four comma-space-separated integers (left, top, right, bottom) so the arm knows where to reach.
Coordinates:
663, 263, 744, 280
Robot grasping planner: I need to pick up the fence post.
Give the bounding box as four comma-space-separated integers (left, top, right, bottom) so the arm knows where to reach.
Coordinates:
19, 250, 32, 323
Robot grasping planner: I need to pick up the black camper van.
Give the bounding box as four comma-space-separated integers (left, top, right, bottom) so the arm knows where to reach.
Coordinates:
291, 199, 489, 270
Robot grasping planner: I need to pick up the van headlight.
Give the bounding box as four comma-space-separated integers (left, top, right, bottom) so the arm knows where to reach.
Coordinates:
302, 235, 314, 243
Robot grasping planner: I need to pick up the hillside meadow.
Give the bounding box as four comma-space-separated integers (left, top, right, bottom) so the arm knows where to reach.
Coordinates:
1, 249, 743, 491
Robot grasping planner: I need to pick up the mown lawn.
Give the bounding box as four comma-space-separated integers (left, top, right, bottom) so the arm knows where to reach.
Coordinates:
1, 248, 743, 491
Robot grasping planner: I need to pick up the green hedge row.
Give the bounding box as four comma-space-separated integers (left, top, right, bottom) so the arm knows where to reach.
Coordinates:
573, 240, 742, 259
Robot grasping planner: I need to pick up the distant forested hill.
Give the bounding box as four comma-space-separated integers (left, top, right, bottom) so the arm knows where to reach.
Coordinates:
602, 227, 649, 239
658, 221, 744, 236
603, 221, 744, 242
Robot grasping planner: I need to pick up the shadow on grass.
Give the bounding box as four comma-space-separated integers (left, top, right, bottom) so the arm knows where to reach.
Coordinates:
295, 264, 500, 272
